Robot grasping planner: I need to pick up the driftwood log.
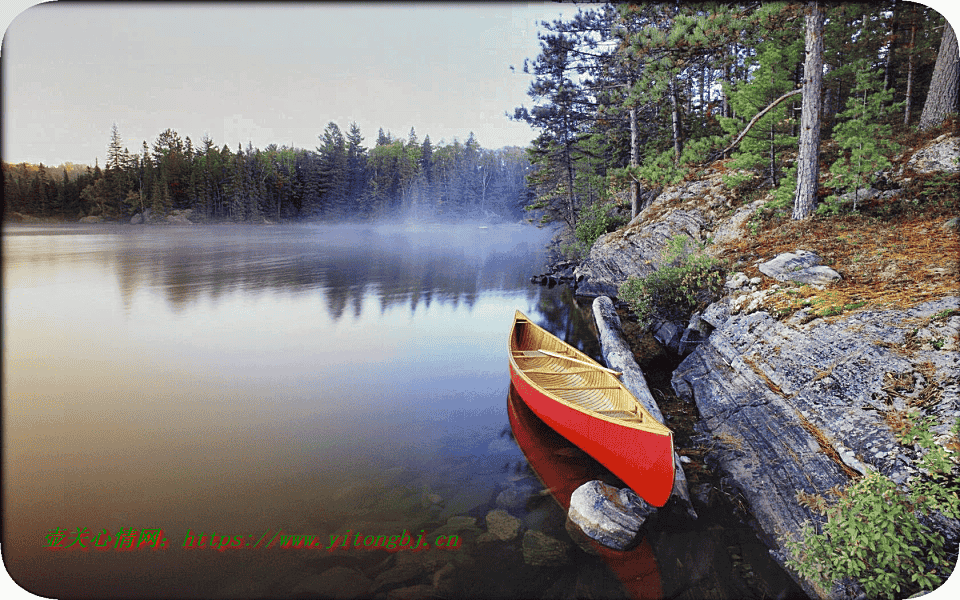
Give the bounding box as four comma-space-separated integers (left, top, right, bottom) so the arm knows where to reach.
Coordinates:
592, 295, 697, 519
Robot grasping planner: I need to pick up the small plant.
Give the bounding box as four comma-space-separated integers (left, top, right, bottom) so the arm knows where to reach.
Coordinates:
786, 410, 959, 599
574, 199, 627, 255
618, 234, 724, 327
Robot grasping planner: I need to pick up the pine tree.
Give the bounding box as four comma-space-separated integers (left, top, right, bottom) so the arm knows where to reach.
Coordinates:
345, 122, 367, 208
719, 32, 802, 188
317, 122, 347, 216
823, 61, 902, 213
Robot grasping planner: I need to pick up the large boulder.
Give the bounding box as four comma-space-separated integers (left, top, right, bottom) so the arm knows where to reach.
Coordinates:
672, 296, 960, 598
574, 208, 708, 298
567, 480, 655, 550
901, 133, 960, 175
758, 250, 842, 286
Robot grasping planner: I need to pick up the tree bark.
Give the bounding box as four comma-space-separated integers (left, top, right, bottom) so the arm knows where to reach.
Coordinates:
670, 79, 682, 166
630, 101, 640, 219
904, 24, 916, 126
918, 21, 959, 130
792, 1, 825, 221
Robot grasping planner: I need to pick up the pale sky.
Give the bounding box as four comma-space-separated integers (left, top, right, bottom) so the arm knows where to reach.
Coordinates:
2, 1, 957, 167
1, 1, 584, 166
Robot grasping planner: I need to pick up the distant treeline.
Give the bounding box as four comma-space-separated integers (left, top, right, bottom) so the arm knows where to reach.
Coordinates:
3, 123, 533, 223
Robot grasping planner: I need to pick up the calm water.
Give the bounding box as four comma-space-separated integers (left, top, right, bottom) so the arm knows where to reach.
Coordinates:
2, 222, 597, 598
3, 222, 803, 599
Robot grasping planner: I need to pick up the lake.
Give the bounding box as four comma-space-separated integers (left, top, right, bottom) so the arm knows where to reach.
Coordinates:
3, 222, 803, 599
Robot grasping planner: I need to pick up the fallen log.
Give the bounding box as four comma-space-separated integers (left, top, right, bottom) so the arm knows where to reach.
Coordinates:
592, 295, 697, 519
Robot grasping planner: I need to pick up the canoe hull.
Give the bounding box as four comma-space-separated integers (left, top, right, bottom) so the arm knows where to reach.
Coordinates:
508, 311, 674, 508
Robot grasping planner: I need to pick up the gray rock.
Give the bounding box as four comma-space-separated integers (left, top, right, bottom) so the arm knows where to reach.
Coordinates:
567, 480, 655, 550
710, 199, 766, 249
574, 208, 708, 298
79, 215, 103, 223
129, 213, 143, 224
521, 530, 571, 566
902, 134, 960, 174
758, 250, 841, 285
495, 483, 535, 512
652, 318, 683, 350
726, 272, 749, 290
671, 296, 960, 598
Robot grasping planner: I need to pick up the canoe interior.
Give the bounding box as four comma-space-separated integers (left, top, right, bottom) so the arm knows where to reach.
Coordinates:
509, 311, 670, 436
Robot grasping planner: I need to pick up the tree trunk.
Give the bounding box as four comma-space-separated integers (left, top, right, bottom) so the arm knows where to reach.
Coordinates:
883, 0, 900, 93
904, 24, 916, 126
792, 1, 825, 221
630, 101, 640, 219
670, 79, 682, 166
918, 22, 959, 130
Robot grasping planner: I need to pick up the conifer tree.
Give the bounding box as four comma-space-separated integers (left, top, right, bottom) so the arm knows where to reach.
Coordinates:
719, 33, 802, 188
345, 122, 367, 208
824, 60, 902, 213
317, 122, 347, 215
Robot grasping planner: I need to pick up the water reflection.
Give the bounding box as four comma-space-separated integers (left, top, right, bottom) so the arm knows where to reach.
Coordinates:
5, 222, 552, 319
507, 385, 663, 600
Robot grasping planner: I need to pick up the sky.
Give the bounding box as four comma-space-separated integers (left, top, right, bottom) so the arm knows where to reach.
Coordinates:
1, 1, 958, 168
1, 1, 587, 166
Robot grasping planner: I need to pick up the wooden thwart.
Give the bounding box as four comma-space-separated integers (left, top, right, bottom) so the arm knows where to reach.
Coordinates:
512, 349, 622, 377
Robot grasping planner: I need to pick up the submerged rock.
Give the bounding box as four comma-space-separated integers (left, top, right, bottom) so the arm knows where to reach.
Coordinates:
478, 509, 521, 543
567, 480, 655, 550
521, 530, 571, 566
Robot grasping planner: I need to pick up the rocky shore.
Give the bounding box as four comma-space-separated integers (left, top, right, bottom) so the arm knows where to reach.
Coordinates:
533, 133, 960, 599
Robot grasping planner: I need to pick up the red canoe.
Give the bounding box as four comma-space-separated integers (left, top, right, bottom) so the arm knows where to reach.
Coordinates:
508, 310, 675, 507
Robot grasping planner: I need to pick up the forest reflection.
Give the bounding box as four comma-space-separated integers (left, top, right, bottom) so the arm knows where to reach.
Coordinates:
107, 222, 555, 319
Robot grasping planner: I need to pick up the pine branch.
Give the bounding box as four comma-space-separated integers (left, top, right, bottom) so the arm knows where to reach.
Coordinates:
719, 88, 803, 158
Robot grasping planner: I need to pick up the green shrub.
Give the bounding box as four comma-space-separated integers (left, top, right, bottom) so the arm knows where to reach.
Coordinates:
786, 412, 960, 599
618, 234, 724, 326
574, 200, 627, 255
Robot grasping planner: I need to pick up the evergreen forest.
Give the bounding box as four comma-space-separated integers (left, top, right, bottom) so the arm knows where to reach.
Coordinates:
3, 124, 533, 223
4, 2, 957, 228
